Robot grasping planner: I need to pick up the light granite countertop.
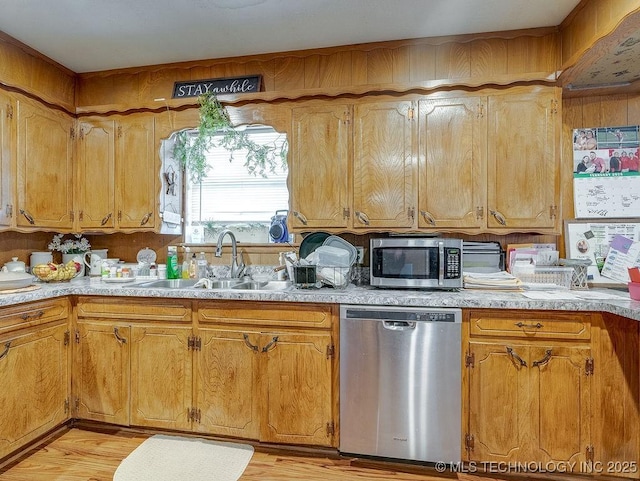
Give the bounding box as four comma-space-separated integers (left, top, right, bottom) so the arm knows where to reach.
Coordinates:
1, 277, 639, 321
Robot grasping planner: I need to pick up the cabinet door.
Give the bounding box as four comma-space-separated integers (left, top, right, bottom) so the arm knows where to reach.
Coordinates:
261, 331, 334, 446
0, 323, 69, 459
467, 341, 529, 462
115, 115, 156, 230
529, 345, 591, 464
353, 101, 416, 229
130, 325, 192, 430
74, 321, 129, 426
77, 119, 116, 229
196, 328, 261, 439
487, 87, 560, 231
418, 97, 486, 230
290, 104, 350, 229
0, 91, 14, 228
16, 98, 74, 229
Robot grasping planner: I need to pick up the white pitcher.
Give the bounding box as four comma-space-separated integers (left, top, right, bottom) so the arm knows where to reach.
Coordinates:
84, 249, 109, 276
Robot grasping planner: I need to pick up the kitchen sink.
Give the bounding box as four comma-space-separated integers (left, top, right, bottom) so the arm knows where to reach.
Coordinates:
133, 278, 292, 290
231, 280, 292, 291
135, 279, 201, 289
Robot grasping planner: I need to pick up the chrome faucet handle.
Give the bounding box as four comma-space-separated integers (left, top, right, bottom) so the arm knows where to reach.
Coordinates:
236, 251, 246, 277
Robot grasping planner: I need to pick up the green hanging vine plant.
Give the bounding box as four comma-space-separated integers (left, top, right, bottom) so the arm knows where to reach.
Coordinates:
173, 93, 288, 183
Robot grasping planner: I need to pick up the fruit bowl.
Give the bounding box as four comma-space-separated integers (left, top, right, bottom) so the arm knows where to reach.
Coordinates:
32, 261, 81, 282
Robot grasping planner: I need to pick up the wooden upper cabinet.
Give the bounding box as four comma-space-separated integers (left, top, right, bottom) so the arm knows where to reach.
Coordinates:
486, 87, 560, 232
0, 91, 14, 228
16, 97, 74, 230
115, 115, 156, 230
353, 101, 416, 229
77, 119, 116, 229
290, 104, 350, 229
418, 96, 486, 230
75, 114, 156, 232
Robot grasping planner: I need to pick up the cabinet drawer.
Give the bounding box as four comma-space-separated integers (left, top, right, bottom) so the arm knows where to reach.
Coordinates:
198, 301, 335, 329
0, 298, 69, 335
76, 297, 191, 322
469, 310, 590, 340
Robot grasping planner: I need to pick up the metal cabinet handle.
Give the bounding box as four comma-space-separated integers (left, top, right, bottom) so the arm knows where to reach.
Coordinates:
532, 349, 552, 368
506, 346, 527, 367
515, 322, 543, 329
490, 210, 507, 226
243, 334, 258, 352
292, 211, 308, 225
113, 327, 127, 344
101, 212, 113, 226
19, 209, 35, 225
140, 212, 153, 226
21, 310, 44, 321
355, 211, 370, 225
261, 336, 279, 353
420, 210, 436, 226
0, 341, 10, 361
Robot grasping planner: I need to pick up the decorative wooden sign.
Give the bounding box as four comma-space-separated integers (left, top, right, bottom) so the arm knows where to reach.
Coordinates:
172, 75, 262, 98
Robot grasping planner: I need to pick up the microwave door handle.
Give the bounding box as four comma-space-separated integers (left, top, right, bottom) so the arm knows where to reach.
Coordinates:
438, 241, 445, 286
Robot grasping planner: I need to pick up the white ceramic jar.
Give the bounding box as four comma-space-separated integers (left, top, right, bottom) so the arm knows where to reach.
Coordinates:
30, 251, 53, 269
4, 257, 26, 272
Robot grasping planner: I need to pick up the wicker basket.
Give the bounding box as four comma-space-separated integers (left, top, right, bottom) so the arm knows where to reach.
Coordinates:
511, 266, 574, 289
559, 258, 591, 290
32, 262, 80, 282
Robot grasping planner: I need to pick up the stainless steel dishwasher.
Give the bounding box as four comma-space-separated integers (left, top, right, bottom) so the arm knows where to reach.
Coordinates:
340, 305, 461, 463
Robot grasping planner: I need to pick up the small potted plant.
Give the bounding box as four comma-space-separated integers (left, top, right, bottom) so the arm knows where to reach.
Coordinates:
48, 234, 91, 275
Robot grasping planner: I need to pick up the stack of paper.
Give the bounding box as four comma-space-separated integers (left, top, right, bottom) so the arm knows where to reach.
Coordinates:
463, 271, 523, 290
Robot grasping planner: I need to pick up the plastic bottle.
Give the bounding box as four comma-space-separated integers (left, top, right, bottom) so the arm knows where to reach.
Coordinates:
188, 253, 197, 279
166, 246, 179, 279
181, 247, 190, 279
196, 252, 208, 279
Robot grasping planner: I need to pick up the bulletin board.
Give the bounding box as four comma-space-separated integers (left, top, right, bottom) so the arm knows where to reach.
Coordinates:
564, 218, 640, 287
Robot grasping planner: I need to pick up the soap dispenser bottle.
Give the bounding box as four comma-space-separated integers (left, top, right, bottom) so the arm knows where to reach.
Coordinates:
166, 245, 178, 279
181, 247, 191, 279
188, 253, 197, 279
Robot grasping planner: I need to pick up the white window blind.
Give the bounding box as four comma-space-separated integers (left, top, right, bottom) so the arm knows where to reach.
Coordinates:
186, 127, 289, 224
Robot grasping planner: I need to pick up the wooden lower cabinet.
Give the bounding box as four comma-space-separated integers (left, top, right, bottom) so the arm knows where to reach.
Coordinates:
260, 331, 333, 445
74, 321, 130, 425
0, 320, 69, 459
197, 301, 338, 447
466, 309, 593, 467
467, 341, 591, 463
72, 298, 337, 448
130, 325, 193, 430
196, 328, 261, 439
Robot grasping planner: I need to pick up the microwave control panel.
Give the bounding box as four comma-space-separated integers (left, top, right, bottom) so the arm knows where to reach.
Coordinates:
444, 248, 461, 279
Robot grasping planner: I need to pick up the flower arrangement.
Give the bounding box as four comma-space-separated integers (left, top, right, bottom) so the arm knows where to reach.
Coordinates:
48, 233, 91, 254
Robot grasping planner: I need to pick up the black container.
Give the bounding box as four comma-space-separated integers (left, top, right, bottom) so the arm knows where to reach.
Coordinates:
293, 265, 317, 288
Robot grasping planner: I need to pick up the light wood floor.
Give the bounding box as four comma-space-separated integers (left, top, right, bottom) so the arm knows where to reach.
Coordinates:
0, 428, 616, 481
0, 428, 452, 481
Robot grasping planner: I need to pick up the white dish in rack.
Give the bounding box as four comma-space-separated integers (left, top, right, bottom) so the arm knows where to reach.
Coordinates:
102, 277, 137, 284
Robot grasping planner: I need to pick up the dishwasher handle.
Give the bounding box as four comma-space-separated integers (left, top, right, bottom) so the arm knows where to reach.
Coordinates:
383, 321, 416, 330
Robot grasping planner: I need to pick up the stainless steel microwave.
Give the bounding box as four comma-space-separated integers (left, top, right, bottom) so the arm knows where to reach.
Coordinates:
370, 238, 463, 289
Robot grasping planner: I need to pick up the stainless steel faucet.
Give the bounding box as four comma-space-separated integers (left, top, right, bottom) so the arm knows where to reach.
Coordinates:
215, 229, 245, 278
